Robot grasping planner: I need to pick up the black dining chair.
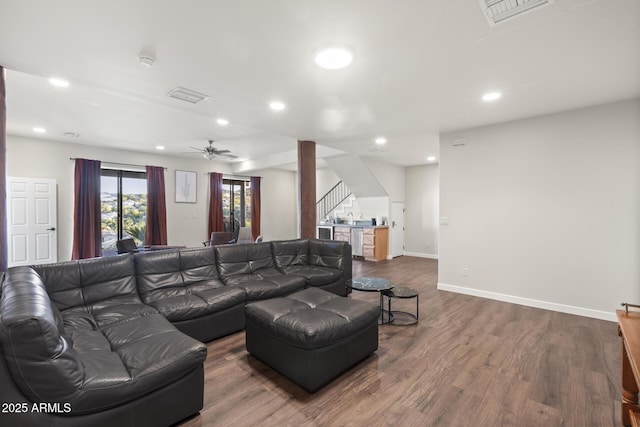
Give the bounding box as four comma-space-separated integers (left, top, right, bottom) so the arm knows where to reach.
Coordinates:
116, 238, 139, 254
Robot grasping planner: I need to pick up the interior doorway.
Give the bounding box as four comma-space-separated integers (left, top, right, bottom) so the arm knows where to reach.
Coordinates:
6, 177, 58, 267
390, 202, 405, 258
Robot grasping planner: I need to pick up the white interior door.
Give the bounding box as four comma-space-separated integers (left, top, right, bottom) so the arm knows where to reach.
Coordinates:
7, 177, 58, 267
390, 202, 405, 258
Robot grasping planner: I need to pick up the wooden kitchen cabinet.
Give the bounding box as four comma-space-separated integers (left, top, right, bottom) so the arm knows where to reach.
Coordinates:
333, 226, 351, 243
363, 226, 388, 262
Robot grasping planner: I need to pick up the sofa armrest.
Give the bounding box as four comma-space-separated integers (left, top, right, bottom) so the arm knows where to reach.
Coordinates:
0, 267, 84, 403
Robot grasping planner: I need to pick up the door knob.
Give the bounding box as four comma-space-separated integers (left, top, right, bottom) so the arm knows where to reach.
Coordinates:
46, 227, 56, 231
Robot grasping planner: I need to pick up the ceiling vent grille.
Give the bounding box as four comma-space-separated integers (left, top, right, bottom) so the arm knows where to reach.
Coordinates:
167, 87, 210, 104
480, 0, 555, 26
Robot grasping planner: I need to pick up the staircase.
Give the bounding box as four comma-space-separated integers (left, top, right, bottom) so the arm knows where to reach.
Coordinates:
317, 181, 352, 222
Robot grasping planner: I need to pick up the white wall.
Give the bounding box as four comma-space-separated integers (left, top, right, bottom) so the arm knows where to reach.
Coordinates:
248, 167, 297, 241
362, 157, 405, 257
316, 167, 340, 199
6, 135, 297, 260
362, 157, 405, 203
439, 99, 640, 321
405, 164, 439, 258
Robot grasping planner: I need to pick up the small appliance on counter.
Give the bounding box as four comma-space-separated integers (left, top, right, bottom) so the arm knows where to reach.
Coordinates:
371, 218, 377, 226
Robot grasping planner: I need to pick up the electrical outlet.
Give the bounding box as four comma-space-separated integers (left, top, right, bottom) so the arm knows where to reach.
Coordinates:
462, 267, 469, 277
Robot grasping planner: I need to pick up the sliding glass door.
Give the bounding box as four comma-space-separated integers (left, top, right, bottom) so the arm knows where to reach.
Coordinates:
101, 169, 147, 251
222, 179, 252, 231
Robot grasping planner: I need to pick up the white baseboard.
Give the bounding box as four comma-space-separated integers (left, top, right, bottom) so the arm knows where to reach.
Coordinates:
404, 251, 438, 260
437, 282, 617, 322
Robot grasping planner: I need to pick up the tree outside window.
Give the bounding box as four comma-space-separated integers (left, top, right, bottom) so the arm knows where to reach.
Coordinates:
101, 169, 147, 251
222, 179, 251, 230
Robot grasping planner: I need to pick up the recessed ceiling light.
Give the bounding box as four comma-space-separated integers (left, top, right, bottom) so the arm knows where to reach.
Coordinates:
217, 118, 229, 126
269, 101, 286, 111
49, 77, 69, 87
375, 137, 387, 145
482, 92, 502, 102
33, 127, 46, 133
155, 145, 165, 150
314, 44, 354, 70
427, 156, 437, 162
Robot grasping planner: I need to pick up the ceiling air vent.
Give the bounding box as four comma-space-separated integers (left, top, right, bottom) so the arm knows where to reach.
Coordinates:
451, 138, 466, 147
480, 0, 555, 26
167, 87, 210, 104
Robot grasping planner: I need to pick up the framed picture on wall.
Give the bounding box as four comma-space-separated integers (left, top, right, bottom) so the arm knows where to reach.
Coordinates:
175, 170, 197, 203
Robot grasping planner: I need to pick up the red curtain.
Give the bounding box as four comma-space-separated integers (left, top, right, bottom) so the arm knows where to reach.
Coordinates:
0, 66, 7, 270
250, 176, 261, 241
72, 158, 102, 259
145, 166, 167, 245
208, 172, 224, 234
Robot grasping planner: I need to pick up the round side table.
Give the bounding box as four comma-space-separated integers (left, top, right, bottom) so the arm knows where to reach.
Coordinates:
381, 286, 419, 325
347, 277, 394, 324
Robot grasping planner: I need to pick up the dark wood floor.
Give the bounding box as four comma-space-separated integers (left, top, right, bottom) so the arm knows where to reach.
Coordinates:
180, 256, 621, 427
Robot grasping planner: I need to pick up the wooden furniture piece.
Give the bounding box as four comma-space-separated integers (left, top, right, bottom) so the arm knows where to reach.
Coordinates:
363, 226, 389, 262
617, 309, 640, 426
333, 226, 351, 243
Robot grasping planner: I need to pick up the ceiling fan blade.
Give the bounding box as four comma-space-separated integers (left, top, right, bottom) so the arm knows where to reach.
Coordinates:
220, 153, 238, 159
212, 149, 231, 154
188, 146, 203, 151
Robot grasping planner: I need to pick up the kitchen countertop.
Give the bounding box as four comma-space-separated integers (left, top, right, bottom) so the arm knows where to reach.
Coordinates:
318, 223, 388, 229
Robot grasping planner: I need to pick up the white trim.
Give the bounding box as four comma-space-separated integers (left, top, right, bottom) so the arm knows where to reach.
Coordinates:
437, 282, 617, 322
404, 251, 438, 260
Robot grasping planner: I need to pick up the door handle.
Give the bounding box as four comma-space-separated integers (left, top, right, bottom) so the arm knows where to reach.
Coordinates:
46, 227, 56, 231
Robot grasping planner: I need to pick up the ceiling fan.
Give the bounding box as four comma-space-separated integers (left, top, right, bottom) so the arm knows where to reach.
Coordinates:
187, 140, 238, 160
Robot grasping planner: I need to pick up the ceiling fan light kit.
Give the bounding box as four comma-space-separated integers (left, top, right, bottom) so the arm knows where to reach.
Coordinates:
187, 140, 238, 160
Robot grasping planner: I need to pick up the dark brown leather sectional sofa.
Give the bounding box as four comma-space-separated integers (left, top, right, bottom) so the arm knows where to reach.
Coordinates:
0, 238, 351, 427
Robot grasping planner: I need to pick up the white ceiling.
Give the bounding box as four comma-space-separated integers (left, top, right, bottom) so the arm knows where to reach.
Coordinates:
1, 0, 638, 171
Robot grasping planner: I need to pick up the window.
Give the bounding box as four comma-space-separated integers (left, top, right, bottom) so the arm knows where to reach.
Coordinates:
101, 169, 147, 251
222, 179, 251, 230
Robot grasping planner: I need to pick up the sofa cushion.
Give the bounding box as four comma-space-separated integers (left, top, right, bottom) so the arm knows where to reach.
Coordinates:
144, 286, 245, 321
215, 242, 275, 280
279, 265, 343, 286
134, 248, 244, 321
223, 268, 305, 301
309, 239, 348, 270
271, 239, 310, 270
33, 254, 141, 311
179, 246, 221, 284
272, 239, 348, 289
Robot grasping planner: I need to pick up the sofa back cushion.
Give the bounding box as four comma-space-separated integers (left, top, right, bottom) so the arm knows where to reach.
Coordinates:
134, 250, 182, 297
33, 254, 140, 311
215, 242, 274, 282
309, 239, 348, 270
178, 247, 219, 286
271, 239, 310, 270
0, 266, 84, 403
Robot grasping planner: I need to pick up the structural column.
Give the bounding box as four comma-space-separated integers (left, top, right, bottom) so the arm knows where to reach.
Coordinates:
297, 140, 316, 239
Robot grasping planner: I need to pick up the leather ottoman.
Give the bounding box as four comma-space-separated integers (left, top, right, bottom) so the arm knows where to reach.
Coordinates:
244, 287, 380, 392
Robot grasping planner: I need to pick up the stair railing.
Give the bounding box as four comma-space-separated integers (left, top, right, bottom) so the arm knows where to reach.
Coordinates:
317, 181, 352, 222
